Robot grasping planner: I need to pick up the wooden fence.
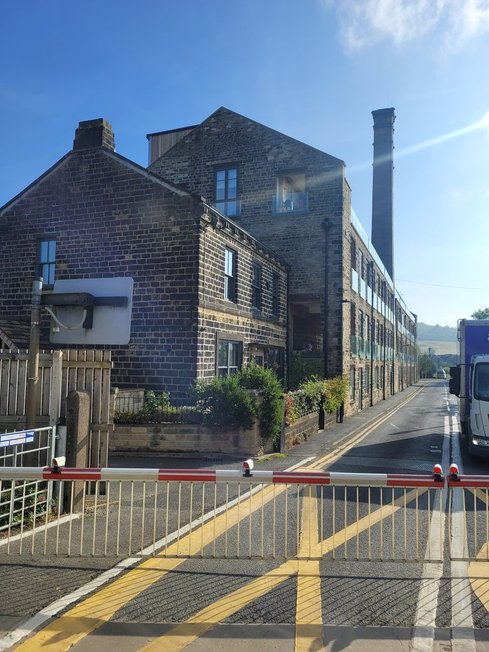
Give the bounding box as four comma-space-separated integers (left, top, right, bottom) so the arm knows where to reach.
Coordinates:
0, 349, 112, 466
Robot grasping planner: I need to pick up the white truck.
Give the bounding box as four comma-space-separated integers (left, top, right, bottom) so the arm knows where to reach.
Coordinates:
449, 319, 489, 456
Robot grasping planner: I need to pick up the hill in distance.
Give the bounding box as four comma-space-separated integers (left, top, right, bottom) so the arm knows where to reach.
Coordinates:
417, 322, 457, 355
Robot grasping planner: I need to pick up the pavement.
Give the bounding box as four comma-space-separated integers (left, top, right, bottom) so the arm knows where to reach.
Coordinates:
0, 380, 432, 649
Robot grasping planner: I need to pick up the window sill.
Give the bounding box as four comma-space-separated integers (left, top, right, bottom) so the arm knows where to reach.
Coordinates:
272, 209, 309, 217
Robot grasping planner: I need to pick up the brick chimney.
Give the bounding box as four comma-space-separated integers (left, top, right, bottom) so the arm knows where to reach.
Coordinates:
371, 108, 395, 281
73, 118, 115, 151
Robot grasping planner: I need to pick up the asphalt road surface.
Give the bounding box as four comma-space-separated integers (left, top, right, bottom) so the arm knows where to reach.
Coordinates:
3, 380, 489, 651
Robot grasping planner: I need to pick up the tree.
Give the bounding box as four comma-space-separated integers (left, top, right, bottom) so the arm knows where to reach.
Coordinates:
471, 308, 489, 319
418, 352, 437, 378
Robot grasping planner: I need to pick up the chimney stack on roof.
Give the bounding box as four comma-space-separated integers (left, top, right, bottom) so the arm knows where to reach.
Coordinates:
73, 118, 115, 151
371, 107, 395, 282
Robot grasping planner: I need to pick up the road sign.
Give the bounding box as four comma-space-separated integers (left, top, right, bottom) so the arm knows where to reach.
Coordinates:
0, 430, 35, 448
47, 277, 133, 345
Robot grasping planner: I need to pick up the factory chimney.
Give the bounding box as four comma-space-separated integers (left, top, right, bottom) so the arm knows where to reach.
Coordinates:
371, 108, 395, 281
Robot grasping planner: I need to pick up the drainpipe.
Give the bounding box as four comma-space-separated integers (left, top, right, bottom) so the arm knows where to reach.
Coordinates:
322, 219, 332, 378
368, 262, 374, 407
382, 281, 387, 400
285, 267, 290, 389
26, 278, 43, 429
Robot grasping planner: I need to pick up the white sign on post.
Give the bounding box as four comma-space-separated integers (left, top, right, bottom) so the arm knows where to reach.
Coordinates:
48, 277, 133, 345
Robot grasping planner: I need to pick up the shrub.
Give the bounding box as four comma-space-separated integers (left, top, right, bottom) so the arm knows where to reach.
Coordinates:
114, 390, 202, 424
239, 364, 284, 447
297, 377, 324, 411
192, 365, 284, 448
284, 375, 349, 425
288, 353, 322, 389
322, 376, 349, 414
192, 375, 257, 430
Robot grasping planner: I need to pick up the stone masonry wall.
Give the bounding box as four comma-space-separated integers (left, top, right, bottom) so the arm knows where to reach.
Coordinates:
0, 147, 202, 396
196, 209, 288, 380
150, 109, 345, 303
150, 108, 347, 380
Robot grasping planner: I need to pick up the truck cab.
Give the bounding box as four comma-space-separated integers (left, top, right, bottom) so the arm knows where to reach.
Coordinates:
449, 319, 489, 458
469, 354, 489, 454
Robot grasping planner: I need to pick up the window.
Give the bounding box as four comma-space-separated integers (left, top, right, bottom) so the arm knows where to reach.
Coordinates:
350, 302, 356, 335
215, 167, 239, 217
271, 273, 280, 316
350, 236, 357, 270
273, 172, 307, 213
359, 310, 364, 339
265, 346, 284, 380
349, 367, 355, 400
217, 340, 242, 377
474, 362, 489, 401
251, 262, 262, 310
39, 240, 56, 286
224, 248, 237, 302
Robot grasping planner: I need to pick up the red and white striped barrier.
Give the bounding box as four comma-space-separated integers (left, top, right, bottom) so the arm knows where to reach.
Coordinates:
0, 463, 445, 488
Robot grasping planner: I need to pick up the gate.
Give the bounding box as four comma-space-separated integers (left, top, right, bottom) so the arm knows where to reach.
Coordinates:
448, 471, 489, 561
0, 427, 56, 533
0, 465, 444, 560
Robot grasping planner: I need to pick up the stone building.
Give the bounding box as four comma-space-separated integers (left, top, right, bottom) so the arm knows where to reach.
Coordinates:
0, 119, 288, 399
0, 108, 416, 414
148, 107, 417, 414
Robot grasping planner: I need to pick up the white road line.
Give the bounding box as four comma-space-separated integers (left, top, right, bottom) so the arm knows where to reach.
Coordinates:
450, 413, 475, 651
410, 415, 450, 652
0, 456, 314, 650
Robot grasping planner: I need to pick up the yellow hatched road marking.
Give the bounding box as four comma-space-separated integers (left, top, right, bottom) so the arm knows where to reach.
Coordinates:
14, 387, 425, 651
13, 482, 288, 651
140, 562, 299, 652
466, 489, 489, 609
295, 485, 322, 651
140, 488, 422, 652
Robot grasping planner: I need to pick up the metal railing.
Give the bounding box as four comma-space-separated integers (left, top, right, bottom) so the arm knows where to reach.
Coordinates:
0, 464, 444, 561
0, 427, 56, 533
448, 470, 489, 561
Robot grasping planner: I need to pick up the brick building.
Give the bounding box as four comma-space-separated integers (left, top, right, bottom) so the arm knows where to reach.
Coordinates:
0, 119, 288, 399
148, 107, 417, 413
0, 108, 416, 415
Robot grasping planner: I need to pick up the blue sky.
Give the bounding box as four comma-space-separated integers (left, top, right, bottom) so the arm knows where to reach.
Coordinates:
2, 0, 489, 328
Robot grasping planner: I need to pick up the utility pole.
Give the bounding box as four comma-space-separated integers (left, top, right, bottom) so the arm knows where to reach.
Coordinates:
26, 278, 43, 429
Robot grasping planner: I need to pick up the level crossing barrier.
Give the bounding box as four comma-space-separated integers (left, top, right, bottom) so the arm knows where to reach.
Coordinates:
0, 460, 445, 561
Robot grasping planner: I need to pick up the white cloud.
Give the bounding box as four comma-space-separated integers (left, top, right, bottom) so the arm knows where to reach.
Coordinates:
325, 0, 489, 52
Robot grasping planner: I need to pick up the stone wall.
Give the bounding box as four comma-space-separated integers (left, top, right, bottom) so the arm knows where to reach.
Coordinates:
282, 411, 318, 450
111, 421, 274, 457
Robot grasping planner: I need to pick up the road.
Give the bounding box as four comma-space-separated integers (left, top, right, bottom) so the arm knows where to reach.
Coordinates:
2, 380, 489, 650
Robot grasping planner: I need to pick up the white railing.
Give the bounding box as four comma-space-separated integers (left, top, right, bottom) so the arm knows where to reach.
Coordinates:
0, 463, 444, 561
448, 469, 489, 560
0, 427, 56, 533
